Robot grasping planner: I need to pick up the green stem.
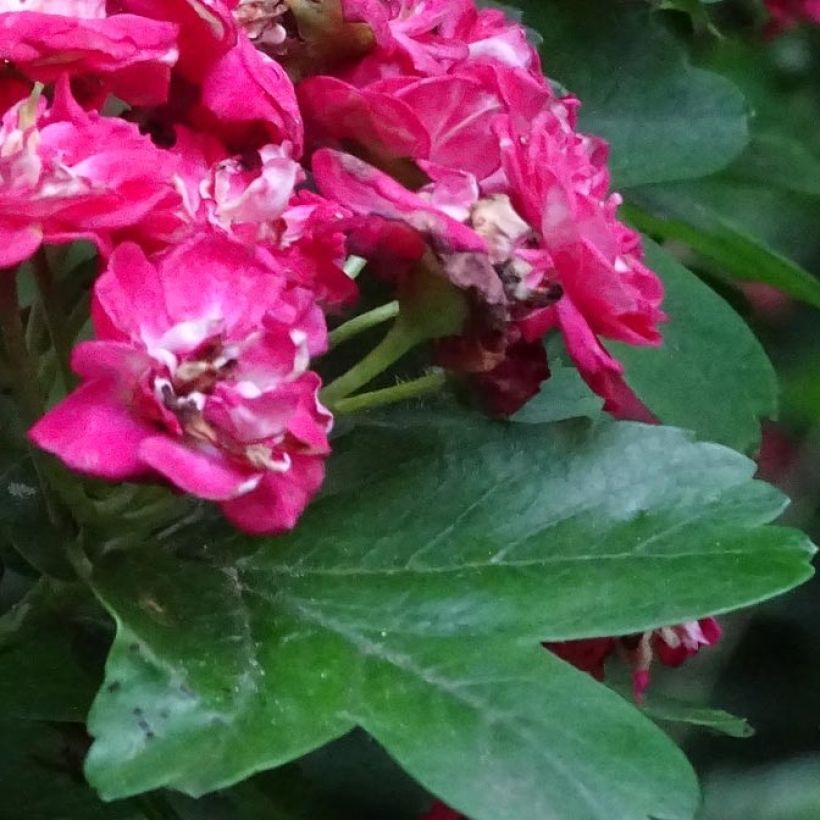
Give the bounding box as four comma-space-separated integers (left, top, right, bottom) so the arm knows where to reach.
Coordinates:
33, 247, 74, 391
343, 255, 367, 279
25, 298, 47, 353
1, 269, 99, 538
330, 371, 447, 415
64, 536, 92, 581
0, 270, 44, 423
0, 271, 75, 548
329, 300, 399, 348
320, 320, 419, 404
137, 793, 182, 820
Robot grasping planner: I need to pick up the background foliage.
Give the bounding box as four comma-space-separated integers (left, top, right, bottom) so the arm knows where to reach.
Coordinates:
3, 0, 820, 818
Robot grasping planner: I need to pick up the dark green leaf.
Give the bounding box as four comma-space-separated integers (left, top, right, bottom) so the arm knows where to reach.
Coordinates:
84, 413, 813, 813
516, 0, 748, 186
0, 719, 135, 820
0, 580, 108, 722
625, 189, 820, 309
512, 358, 603, 424
611, 240, 778, 452
640, 698, 754, 739
728, 133, 820, 199
701, 758, 820, 820
0, 452, 74, 579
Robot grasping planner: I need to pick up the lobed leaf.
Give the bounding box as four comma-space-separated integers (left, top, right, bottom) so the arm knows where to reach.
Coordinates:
84, 413, 814, 816
516, 0, 748, 187
612, 240, 779, 453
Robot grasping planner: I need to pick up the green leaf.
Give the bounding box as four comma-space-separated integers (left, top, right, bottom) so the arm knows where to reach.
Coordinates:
0, 579, 108, 722
651, 0, 722, 35
515, 0, 748, 187
84, 413, 813, 813
0, 719, 135, 820
640, 698, 754, 739
512, 357, 603, 424
625, 189, 820, 309
611, 240, 778, 452
701, 757, 820, 820
728, 133, 820, 199
0, 445, 74, 579
88, 588, 699, 819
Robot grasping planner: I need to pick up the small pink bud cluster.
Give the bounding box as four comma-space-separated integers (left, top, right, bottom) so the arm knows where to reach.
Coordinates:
546, 617, 722, 700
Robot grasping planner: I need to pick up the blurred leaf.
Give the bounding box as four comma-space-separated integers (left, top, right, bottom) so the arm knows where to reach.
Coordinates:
0, 450, 74, 580
701, 757, 820, 820
728, 133, 820, 199
782, 361, 820, 425
511, 359, 603, 423
0, 719, 135, 820
624, 196, 820, 309
641, 698, 754, 739
0, 579, 107, 723
83, 412, 814, 816
515, 0, 748, 186
612, 240, 778, 452
168, 764, 335, 820
652, 0, 722, 33
290, 729, 432, 820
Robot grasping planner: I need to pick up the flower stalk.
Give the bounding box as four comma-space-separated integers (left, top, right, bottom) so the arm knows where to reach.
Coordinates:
329, 300, 399, 348
32, 247, 74, 391
330, 370, 447, 415
0, 269, 44, 423
321, 317, 421, 404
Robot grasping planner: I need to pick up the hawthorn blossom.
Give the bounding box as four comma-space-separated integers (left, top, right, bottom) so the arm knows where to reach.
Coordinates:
765, 0, 820, 34
334, 0, 541, 85
0, 0, 179, 106
310, 104, 661, 416
420, 801, 464, 820
29, 234, 332, 535
120, 0, 303, 153
546, 617, 722, 700
0, 78, 182, 268
170, 128, 355, 306
297, 1, 664, 416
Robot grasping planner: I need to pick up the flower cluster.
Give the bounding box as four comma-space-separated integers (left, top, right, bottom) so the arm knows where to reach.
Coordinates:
0, 0, 718, 696
6, 0, 665, 534
297, 0, 665, 415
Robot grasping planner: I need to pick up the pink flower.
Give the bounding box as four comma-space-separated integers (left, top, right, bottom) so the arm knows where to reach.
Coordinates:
545, 617, 722, 701
0, 68, 33, 116
173, 130, 304, 241
495, 110, 665, 415
170, 129, 354, 307
0, 0, 180, 106
29, 234, 332, 535
765, 0, 820, 34
296, 0, 664, 415
126, 0, 303, 153
652, 618, 722, 669
420, 801, 465, 820
336, 0, 539, 85
544, 637, 616, 682
0, 78, 182, 268
300, 66, 529, 182
191, 33, 303, 154
310, 54, 665, 420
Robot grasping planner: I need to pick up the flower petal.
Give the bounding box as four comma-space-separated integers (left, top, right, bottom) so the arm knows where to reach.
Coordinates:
29, 380, 153, 480
138, 435, 256, 501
